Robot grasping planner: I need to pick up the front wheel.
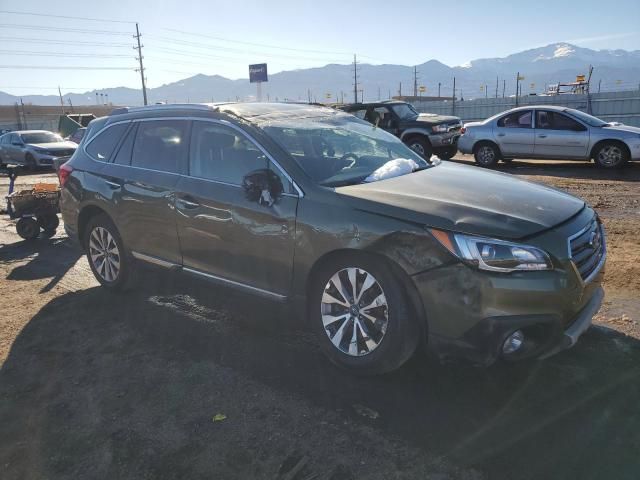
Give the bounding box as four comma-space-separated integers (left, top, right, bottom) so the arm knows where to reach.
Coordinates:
437, 148, 457, 160
84, 214, 133, 290
474, 142, 500, 167
310, 255, 420, 375
593, 142, 628, 168
405, 137, 433, 159
16, 217, 40, 240
25, 154, 37, 171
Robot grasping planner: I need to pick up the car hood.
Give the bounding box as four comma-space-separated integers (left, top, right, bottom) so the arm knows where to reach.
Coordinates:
27, 141, 77, 150
405, 113, 461, 126
336, 162, 585, 240
602, 124, 640, 135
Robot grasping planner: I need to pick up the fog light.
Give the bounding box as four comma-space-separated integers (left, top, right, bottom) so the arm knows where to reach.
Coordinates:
502, 330, 524, 355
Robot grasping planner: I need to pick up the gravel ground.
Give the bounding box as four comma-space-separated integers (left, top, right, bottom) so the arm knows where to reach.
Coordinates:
0, 160, 639, 480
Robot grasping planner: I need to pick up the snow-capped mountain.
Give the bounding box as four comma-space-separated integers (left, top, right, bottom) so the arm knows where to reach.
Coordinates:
1, 43, 639, 105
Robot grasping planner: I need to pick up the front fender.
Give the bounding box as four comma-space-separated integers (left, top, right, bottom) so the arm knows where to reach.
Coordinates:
400, 128, 432, 142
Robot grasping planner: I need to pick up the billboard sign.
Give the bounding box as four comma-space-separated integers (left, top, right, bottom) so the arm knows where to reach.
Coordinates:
249, 63, 268, 83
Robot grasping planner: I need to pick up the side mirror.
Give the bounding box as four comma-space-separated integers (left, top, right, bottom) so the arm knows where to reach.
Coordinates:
11, 141, 23, 146
242, 169, 284, 207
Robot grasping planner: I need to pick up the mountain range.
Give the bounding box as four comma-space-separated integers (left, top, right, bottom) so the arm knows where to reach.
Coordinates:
1, 43, 639, 106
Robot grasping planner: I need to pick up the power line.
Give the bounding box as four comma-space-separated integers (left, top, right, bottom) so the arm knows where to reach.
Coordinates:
0, 9, 136, 23
0, 24, 132, 35
163, 28, 350, 56
0, 36, 132, 47
0, 49, 132, 58
0, 65, 133, 70
147, 35, 348, 62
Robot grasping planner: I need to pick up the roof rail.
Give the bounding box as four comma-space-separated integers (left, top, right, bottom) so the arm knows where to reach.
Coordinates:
109, 103, 220, 116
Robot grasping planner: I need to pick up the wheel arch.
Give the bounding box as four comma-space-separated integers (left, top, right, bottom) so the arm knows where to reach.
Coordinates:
401, 130, 432, 146
305, 248, 428, 340
77, 204, 114, 247
473, 139, 503, 157
590, 138, 631, 160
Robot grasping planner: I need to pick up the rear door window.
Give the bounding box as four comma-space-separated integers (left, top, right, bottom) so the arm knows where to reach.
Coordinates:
85, 123, 129, 161
112, 124, 137, 165
497, 110, 532, 128
131, 120, 189, 174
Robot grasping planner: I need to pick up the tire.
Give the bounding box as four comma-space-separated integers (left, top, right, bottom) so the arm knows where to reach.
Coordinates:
84, 214, 134, 290
405, 136, 433, 159
473, 142, 500, 167
16, 217, 40, 240
25, 153, 37, 171
593, 142, 629, 168
310, 254, 420, 375
437, 148, 457, 160
37, 214, 60, 232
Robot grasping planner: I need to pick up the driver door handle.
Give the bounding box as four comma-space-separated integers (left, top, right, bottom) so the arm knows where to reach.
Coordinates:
176, 196, 200, 209
537, 134, 548, 138
497, 133, 506, 137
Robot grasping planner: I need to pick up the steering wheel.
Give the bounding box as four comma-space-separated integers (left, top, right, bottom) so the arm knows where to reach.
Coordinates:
339, 153, 359, 169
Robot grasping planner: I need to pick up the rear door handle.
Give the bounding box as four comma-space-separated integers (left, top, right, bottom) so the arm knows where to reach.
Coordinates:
176, 197, 200, 209
537, 134, 547, 138
105, 180, 121, 190
497, 133, 506, 137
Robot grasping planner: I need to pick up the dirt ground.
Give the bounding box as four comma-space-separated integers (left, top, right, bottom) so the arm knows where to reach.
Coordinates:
0, 159, 639, 480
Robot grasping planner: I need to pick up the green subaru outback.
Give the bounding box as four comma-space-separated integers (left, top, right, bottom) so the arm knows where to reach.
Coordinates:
59, 102, 605, 374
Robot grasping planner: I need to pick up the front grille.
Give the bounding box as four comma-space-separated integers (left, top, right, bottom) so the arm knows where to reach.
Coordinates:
48, 149, 75, 157
569, 216, 605, 282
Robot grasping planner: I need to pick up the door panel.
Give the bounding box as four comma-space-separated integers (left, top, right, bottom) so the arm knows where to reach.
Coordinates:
175, 178, 297, 295
533, 110, 589, 159
100, 119, 188, 264
175, 120, 298, 296
494, 110, 534, 156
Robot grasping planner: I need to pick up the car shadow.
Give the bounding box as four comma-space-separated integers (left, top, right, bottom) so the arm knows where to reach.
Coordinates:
1, 235, 83, 293
1, 271, 639, 480
448, 157, 640, 182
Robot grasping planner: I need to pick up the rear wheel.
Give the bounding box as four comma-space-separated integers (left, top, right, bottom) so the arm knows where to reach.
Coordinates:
593, 142, 628, 168
310, 255, 419, 374
84, 214, 133, 290
405, 136, 433, 159
474, 142, 500, 167
16, 217, 39, 240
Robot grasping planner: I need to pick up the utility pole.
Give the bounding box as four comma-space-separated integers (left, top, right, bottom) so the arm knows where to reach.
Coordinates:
515, 71, 520, 107
452, 77, 456, 115
352, 54, 359, 103
598, 79, 602, 93
20, 98, 28, 129
485, 84, 488, 98
57, 86, 65, 114
378, 86, 381, 100
399, 81, 402, 97
502, 79, 506, 98
134, 23, 148, 106
307, 89, 311, 103
495, 77, 499, 98
413, 66, 418, 97
438, 82, 441, 98
67, 97, 74, 113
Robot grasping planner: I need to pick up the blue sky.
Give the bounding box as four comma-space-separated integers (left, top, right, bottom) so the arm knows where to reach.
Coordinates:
0, 0, 639, 95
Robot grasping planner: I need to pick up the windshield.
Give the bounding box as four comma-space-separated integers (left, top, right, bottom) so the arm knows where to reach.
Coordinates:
263, 116, 431, 187
21, 132, 63, 144
564, 109, 607, 127
391, 103, 419, 120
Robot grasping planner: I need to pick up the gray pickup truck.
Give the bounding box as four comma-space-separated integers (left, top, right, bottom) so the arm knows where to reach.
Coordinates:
336, 101, 462, 159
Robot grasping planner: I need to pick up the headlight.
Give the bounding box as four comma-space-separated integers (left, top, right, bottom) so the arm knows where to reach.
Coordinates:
432, 124, 449, 133
430, 229, 552, 272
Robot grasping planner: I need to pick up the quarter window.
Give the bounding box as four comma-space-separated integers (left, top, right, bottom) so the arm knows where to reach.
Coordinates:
85, 123, 128, 161
131, 120, 188, 173
497, 111, 532, 128
189, 121, 291, 192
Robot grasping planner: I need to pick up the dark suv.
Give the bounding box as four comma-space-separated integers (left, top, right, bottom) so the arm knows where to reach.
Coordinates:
60, 103, 605, 374
336, 101, 462, 159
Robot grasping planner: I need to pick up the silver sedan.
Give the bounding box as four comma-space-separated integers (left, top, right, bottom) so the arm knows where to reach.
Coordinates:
0, 130, 77, 169
457, 106, 640, 168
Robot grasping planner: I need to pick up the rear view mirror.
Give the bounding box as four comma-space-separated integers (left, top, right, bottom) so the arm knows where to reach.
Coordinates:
242, 169, 284, 207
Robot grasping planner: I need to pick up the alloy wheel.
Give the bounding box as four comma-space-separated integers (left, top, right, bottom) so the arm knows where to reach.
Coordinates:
320, 268, 389, 357
477, 145, 495, 164
410, 143, 425, 156
89, 226, 121, 282
598, 145, 623, 166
